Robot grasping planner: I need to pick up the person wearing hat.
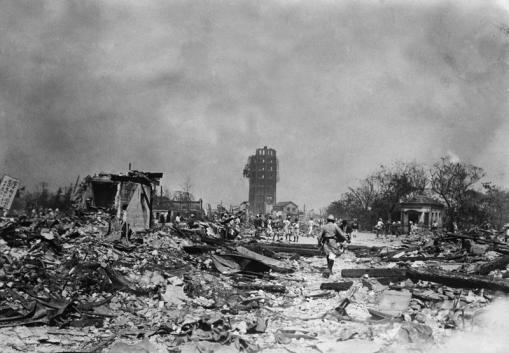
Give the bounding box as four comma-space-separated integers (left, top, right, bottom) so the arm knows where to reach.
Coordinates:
318, 215, 348, 277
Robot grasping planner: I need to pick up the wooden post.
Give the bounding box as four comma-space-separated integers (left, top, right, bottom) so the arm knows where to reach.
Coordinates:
149, 184, 154, 228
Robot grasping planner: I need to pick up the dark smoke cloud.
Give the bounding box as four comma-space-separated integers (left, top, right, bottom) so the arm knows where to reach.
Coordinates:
1, 0, 508, 209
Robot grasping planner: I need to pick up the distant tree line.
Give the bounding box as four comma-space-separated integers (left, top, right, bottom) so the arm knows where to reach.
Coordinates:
11, 182, 75, 214
326, 157, 509, 231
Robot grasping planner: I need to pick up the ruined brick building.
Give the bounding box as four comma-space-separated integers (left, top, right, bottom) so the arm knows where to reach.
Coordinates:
243, 146, 279, 215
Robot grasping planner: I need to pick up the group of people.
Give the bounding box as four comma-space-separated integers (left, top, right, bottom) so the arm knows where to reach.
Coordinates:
28, 208, 61, 219
374, 218, 406, 238
251, 215, 361, 245
253, 214, 301, 242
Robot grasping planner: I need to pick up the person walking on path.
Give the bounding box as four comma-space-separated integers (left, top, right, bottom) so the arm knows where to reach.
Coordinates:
318, 215, 348, 278
351, 219, 359, 238
375, 218, 384, 238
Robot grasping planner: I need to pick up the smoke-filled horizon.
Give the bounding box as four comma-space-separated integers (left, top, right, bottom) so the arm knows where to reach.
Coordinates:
1, 0, 509, 210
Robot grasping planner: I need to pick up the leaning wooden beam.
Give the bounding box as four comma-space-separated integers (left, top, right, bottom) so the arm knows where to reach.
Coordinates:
341, 268, 407, 278
406, 268, 509, 293
475, 255, 509, 275
255, 242, 319, 249
236, 246, 294, 273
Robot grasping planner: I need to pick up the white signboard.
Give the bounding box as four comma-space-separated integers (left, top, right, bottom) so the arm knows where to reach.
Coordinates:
0, 175, 20, 211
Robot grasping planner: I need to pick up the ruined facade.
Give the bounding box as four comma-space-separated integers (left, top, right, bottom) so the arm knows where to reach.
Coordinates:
243, 146, 279, 215
72, 170, 163, 230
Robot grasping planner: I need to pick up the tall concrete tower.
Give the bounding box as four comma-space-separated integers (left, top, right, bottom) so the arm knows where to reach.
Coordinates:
243, 146, 279, 215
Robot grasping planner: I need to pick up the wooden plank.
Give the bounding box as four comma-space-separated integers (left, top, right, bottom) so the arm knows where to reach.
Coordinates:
374, 277, 407, 285
320, 281, 353, 291
183, 245, 216, 254
406, 268, 509, 293
443, 233, 506, 247
236, 246, 294, 273
475, 255, 509, 275
235, 284, 286, 293
245, 245, 321, 257
243, 243, 383, 257
383, 255, 465, 262
341, 268, 407, 278
211, 254, 241, 274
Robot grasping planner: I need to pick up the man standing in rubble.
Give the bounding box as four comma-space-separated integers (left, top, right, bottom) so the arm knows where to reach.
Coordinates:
318, 215, 348, 278
120, 205, 130, 241
283, 216, 291, 241
375, 218, 384, 238
254, 214, 262, 238
308, 218, 315, 237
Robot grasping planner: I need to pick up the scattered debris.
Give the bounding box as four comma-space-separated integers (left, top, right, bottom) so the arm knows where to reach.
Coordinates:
0, 212, 508, 352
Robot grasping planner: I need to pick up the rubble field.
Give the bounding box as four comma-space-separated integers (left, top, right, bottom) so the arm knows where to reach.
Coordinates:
1, 214, 508, 353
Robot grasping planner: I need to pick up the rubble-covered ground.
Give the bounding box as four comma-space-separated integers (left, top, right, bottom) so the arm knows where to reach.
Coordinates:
1, 215, 508, 353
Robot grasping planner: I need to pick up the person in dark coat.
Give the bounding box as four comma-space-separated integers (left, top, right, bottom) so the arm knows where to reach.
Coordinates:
318, 215, 348, 277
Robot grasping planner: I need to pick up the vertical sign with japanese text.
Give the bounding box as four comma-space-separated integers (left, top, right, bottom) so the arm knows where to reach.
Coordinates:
0, 175, 20, 211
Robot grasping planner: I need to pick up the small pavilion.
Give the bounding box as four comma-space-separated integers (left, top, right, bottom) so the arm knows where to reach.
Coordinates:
399, 195, 444, 233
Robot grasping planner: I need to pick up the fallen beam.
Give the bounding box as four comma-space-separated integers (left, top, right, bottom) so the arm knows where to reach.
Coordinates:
235, 284, 286, 293
183, 245, 217, 254
494, 247, 509, 255
475, 255, 509, 275
406, 268, 509, 293
374, 277, 407, 285
443, 233, 506, 247
341, 268, 407, 278
320, 281, 353, 291
384, 255, 465, 262
381, 246, 420, 258
244, 244, 320, 257
244, 243, 383, 257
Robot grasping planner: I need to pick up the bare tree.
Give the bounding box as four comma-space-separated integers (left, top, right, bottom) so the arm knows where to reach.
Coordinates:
373, 161, 428, 221
182, 176, 192, 196
327, 161, 428, 227
430, 156, 485, 229
172, 176, 194, 202
482, 182, 509, 229
163, 188, 172, 199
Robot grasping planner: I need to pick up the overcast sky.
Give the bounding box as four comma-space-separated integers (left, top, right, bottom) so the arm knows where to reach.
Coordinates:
1, 0, 508, 210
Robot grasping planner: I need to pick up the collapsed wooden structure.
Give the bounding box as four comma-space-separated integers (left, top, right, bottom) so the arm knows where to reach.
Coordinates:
72, 170, 163, 230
